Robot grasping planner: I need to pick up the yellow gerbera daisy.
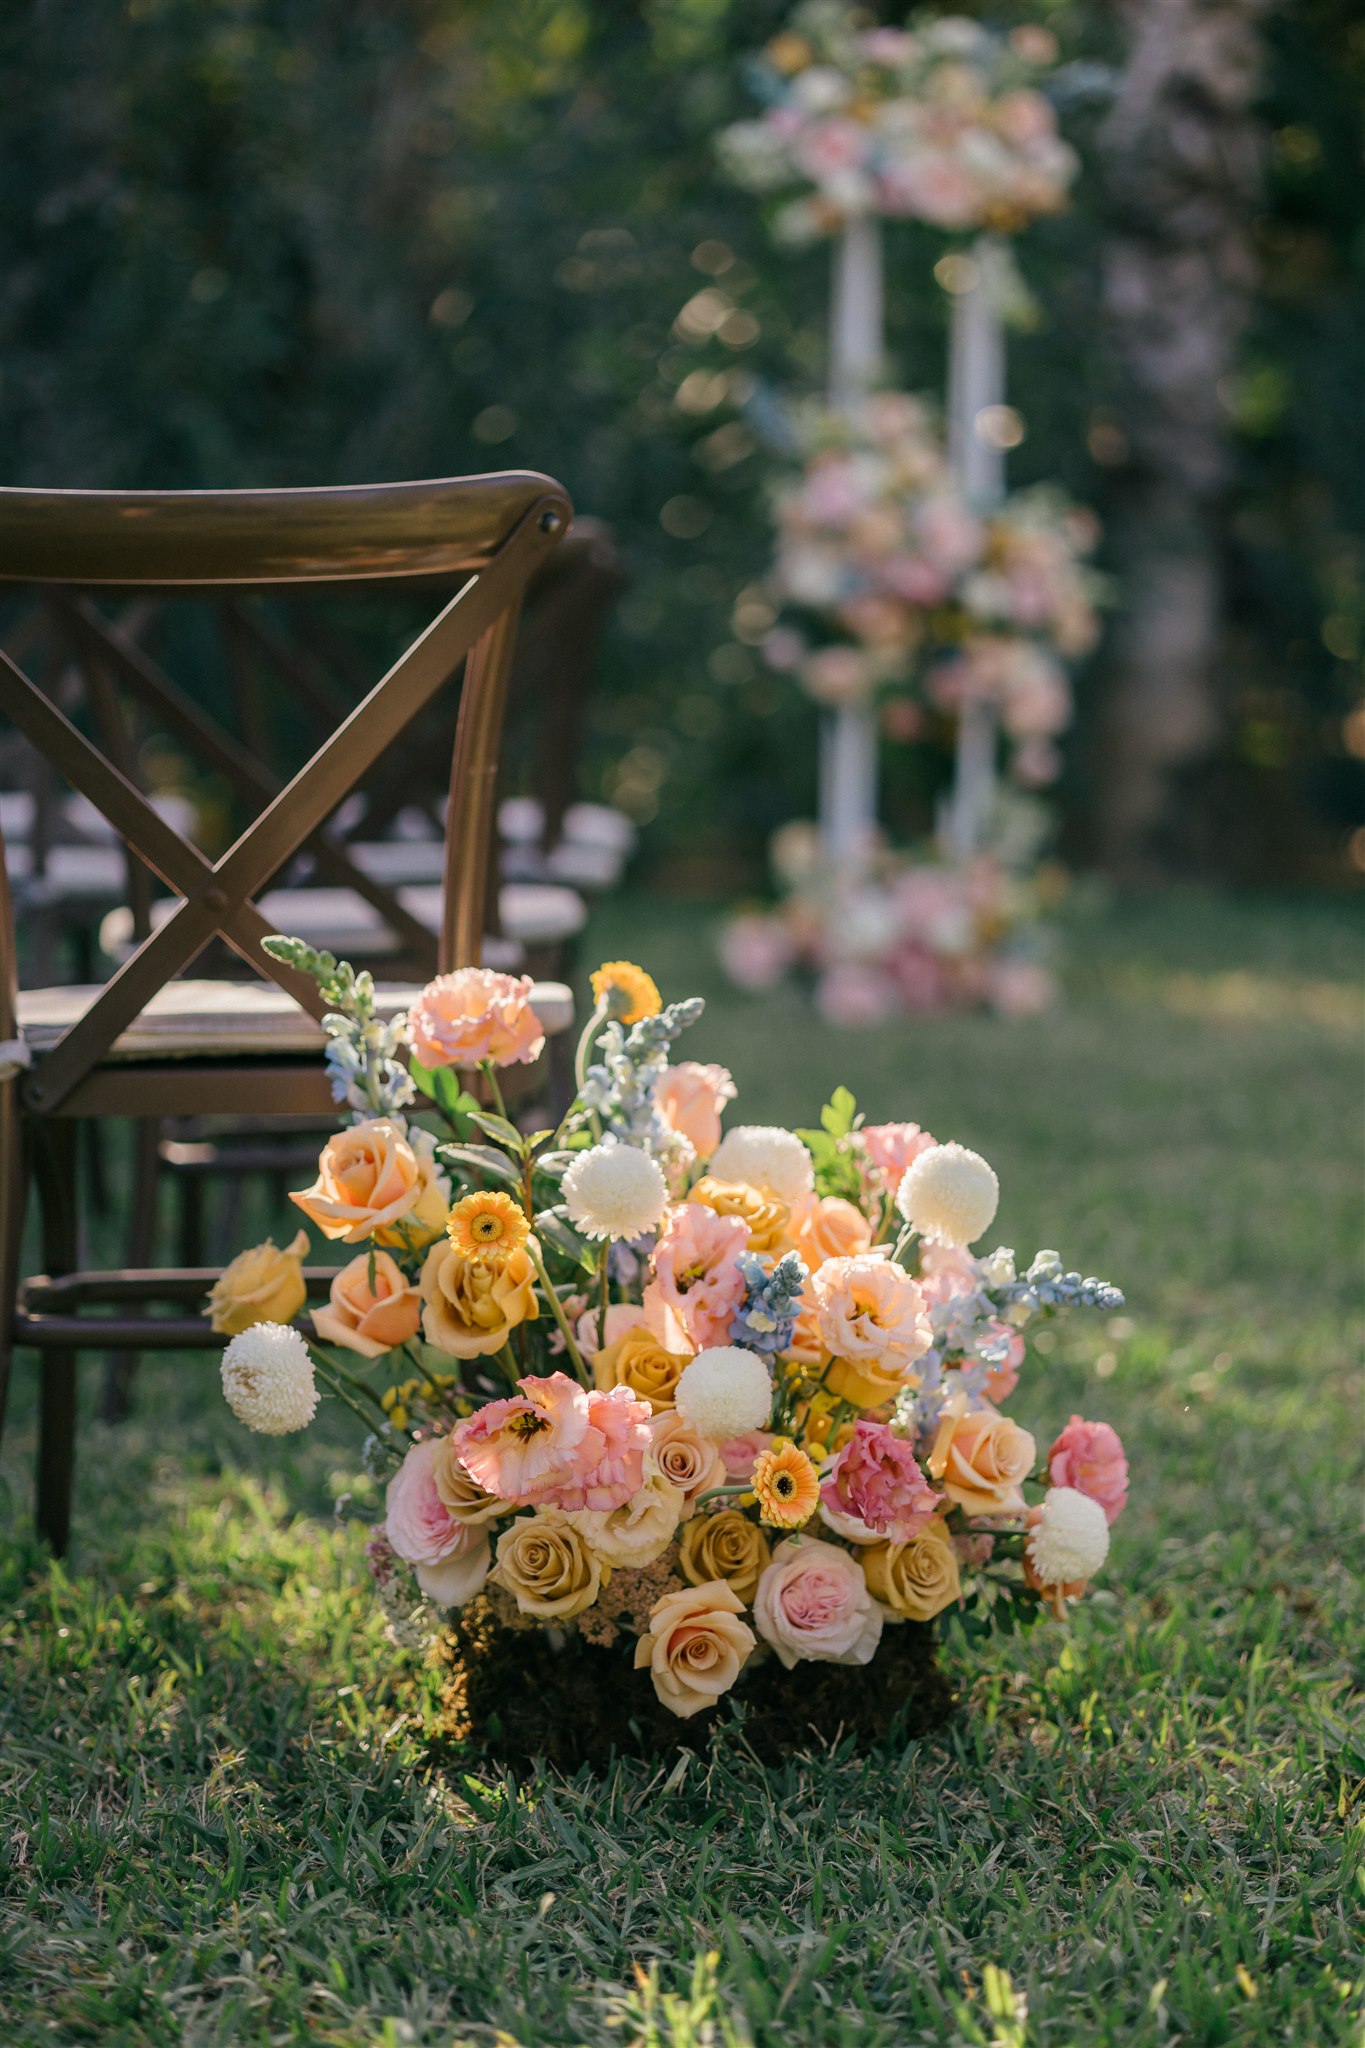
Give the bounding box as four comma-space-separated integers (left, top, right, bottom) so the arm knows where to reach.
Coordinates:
590, 959, 661, 1025
750, 1438, 821, 1530
446, 1189, 530, 1262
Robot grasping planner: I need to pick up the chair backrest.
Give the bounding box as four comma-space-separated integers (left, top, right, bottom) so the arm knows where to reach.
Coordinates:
0, 472, 571, 1114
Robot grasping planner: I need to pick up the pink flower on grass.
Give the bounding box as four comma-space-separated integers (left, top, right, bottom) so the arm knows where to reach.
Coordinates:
820, 1421, 939, 1541
451, 1370, 651, 1514
1047, 1415, 1129, 1524
644, 1204, 749, 1352
408, 967, 545, 1070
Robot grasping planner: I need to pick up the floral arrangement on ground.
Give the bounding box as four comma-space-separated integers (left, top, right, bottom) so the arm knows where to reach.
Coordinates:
213, 945, 1129, 1766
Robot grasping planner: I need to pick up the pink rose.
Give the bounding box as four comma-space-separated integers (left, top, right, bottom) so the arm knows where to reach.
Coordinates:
384, 1438, 491, 1607
1047, 1415, 1129, 1524
820, 1421, 939, 1541
408, 967, 545, 1070
719, 1428, 773, 1481
861, 1122, 936, 1197
654, 1061, 736, 1162
753, 1535, 884, 1669
644, 1204, 749, 1352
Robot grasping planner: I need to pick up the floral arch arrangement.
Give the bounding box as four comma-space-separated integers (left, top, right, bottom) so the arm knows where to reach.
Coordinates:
719, 3, 1077, 245
215, 948, 1129, 1767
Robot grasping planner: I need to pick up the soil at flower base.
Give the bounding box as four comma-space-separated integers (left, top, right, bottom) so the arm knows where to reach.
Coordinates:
434, 1598, 958, 1773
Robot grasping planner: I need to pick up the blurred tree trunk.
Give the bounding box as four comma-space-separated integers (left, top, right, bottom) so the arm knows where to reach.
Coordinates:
1094, 0, 1270, 878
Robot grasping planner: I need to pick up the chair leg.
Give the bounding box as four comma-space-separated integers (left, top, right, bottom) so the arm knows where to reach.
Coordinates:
0, 1085, 30, 1459
100, 1117, 161, 1424
33, 1120, 79, 1557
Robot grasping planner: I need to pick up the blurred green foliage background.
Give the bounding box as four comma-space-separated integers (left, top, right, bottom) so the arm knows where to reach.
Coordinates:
2, 0, 1361, 884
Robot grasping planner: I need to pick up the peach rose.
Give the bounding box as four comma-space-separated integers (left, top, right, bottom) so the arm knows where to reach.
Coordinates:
407, 966, 545, 1069
419, 1237, 538, 1358
654, 1061, 736, 1160
811, 1254, 932, 1407
931, 1408, 1037, 1516
679, 1509, 772, 1603
1046, 1415, 1129, 1523
290, 1120, 449, 1247
753, 1535, 884, 1669
688, 1176, 791, 1256
646, 1411, 727, 1517
489, 1509, 602, 1619
592, 1322, 694, 1414
311, 1250, 421, 1358
788, 1192, 873, 1271
861, 1518, 961, 1621
634, 1580, 756, 1719
207, 1228, 308, 1336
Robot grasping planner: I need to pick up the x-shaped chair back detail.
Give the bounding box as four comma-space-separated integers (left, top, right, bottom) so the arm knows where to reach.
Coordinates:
0, 472, 572, 1116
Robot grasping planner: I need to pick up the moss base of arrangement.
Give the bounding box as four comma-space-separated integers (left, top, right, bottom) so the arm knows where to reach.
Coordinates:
437, 1598, 957, 1772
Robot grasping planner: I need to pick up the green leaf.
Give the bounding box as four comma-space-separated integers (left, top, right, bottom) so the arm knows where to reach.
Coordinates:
466, 1108, 526, 1154
409, 1058, 471, 1128
820, 1086, 858, 1139
434, 1143, 522, 1188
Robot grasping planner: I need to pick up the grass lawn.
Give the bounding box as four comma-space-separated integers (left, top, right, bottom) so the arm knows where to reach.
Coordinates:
1, 889, 1361, 2046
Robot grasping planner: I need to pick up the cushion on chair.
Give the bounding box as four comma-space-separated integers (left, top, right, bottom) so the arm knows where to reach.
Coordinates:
15, 977, 574, 1063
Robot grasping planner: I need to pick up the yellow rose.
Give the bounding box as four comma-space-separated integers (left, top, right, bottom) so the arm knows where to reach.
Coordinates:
419, 1237, 539, 1358
861, 1519, 962, 1621
633, 1579, 756, 1719
290, 1120, 448, 1247
688, 1176, 791, 1255
822, 1356, 908, 1411
206, 1229, 308, 1336
593, 1324, 693, 1414
430, 1437, 512, 1528
930, 1408, 1036, 1516
678, 1509, 771, 1604
489, 1509, 603, 1619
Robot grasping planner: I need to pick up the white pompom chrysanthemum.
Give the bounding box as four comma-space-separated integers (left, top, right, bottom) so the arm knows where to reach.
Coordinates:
674, 1346, 774, 1441
1027, 1487, 1110, 1586
561, 1141, 668, 1242
708, 1124, 814, 1203
895, 1140, 999, 1246
220, 1321, 318, 1435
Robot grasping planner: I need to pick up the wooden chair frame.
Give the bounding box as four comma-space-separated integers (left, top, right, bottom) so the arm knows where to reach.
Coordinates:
0, 472, 571, 1552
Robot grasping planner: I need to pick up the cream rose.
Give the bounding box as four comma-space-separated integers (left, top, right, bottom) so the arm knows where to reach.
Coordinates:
206, 1229, 308, 1336
593, 1323, 694, 1414
419, 1238, 539, 1358
753, 1535, 884, 1669
861, 1518, 962, 1621
654, 1061, 736, 1161
688, 1176, 791, 1256
678, 1509, 772, 1604
489, 1509, 603, 1619
646, 1411, 727, 1517
570, 1470, 684, 1569
430, 1435, 512, 1527
310, 1249, 421, 1358
290, 1120, 448, 1247
633, 1580, 756, 1719
931, 1408, 1037, 1516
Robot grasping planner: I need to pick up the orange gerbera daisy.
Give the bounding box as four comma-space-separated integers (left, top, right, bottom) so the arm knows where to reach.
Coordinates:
590, 960, 661, 1026
750, 1438, 821, 1530
446, 1189, 530, 1263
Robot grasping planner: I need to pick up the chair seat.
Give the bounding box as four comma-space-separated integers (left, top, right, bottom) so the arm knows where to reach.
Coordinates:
98, 879, 588, 964
5, 842, 131, 902
16, 976, 574, 1063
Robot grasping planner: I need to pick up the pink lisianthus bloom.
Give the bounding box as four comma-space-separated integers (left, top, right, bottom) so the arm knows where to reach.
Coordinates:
861, 1121, 936, 1198
451, 1371, 652, 1514
654, 1061, 737, 1162
1047, 1415, 1129, 1524
643, 1204, 749, 1352
408, 967, 545, 1070
820, 1420, 939, 1541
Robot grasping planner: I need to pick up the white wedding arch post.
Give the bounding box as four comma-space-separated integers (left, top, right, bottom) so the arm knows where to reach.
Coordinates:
943, 235, 1009, 860
818, 213, 883, 875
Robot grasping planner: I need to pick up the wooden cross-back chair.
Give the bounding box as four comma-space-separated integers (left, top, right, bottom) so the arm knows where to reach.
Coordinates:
0, 470, 573, 1555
